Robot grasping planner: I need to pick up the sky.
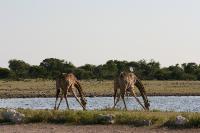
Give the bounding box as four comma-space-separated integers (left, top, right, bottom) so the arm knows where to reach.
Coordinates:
0, 0, 200, 68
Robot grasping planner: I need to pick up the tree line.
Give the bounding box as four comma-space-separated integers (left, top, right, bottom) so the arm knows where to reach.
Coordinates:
0, 58, 200, 80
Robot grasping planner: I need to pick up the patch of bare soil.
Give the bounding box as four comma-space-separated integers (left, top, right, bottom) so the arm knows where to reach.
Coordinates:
0, 124, 199, 133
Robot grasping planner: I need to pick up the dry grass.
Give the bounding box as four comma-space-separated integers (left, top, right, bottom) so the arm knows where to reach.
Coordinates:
1, 108, 200, 128
0, 79, 200, 98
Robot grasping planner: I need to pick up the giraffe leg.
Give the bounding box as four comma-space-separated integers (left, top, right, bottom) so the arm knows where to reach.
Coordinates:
71, 89, 86, 110
113, 93, 120, 108
56, 94, 63, 110
54, 97, 58, 110
126, 89, 129, 100
121, 93, 127, 110
120, 83, 127, 110
130, 88, 146, 110
113, 88, 118, 106
113, 79, 121, 108
74, 82, 87, 107
64, 91, 70, 109
54, 88, 60, 110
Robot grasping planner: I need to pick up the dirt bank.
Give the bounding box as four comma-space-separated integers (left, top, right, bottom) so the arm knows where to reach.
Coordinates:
1, 124, 199, 133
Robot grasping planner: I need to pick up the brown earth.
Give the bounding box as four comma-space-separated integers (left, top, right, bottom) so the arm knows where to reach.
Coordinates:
0, 124, 200, 133
1, 80, 200, 98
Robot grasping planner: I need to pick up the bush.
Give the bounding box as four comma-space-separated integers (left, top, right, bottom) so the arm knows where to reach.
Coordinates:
0, 68, 10, 79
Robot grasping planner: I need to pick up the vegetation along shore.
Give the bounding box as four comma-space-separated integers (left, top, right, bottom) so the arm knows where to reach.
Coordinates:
1, 109, 200, 128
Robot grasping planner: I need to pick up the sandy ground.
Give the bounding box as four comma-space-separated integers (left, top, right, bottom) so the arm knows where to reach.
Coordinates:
0, 124, 200, 133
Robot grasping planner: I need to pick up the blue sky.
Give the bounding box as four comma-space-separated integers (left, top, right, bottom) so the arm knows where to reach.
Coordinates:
0, 0, 200, 67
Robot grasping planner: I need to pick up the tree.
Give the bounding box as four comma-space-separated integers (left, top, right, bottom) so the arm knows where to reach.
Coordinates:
114, 60, 128, 74
102, 60, 118, 79
93, 65, 104, 80
74, 68, 93, 79
154, 68, 171, 80
167, 64, 185, 80
182, 63, 198, 74
79, 64, 96, 71
0, 68, 10, 79
4, 58, 200, 80
40, 58, 65, 78
137, 60, 149, 79
8, 59, 30, 78
78, 64, 96, 79
63, 61, 76, 73
146, 60, 160, 79
28, 66, 47, 78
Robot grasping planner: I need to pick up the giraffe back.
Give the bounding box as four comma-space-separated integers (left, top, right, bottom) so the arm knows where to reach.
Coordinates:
118, 72, 137, 91
64, 73, 77, 88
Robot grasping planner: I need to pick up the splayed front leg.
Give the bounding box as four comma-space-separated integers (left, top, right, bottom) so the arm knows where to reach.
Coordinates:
121, 93, 127, 110
71, 89, 86, 110
64, 91, 70, 109
130, 88, 147, 110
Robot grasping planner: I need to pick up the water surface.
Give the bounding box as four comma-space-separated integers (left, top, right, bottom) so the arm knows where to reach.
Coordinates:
0, 96, 200, 112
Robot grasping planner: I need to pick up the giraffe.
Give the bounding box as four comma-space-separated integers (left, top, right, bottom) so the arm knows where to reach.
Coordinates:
54, 73, 87, 110
113, 71, 150, 110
